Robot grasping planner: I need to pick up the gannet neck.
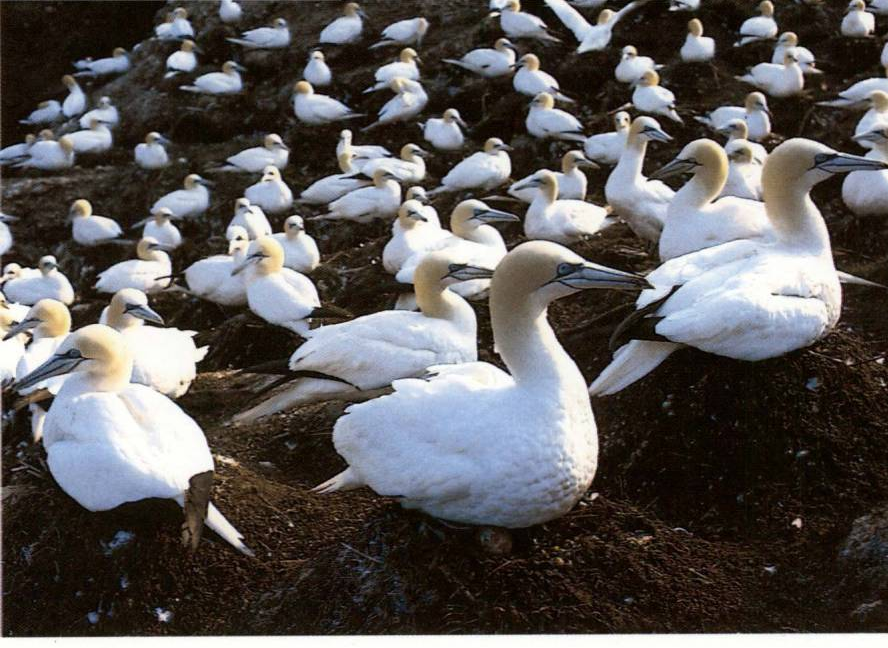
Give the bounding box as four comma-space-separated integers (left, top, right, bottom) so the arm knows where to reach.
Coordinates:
414, 266, 470, 322
615, 135, 648, 181
764, 184, 831, 254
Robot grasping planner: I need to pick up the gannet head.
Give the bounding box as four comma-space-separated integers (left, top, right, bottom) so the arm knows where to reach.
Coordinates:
0, 309, 17, 336
638, 70, 660, 87
146, 131, 169, 145
339, 128, 353, 144
184, 173, 213, 189
89, 118, 104, 130
495, 38, 517, 53
38, 129, 55, 141
108, 288, 164, 327
716, 118, 749, 140
867, 91, 888, 112
62, 75, 78, 89
294, 80, 314, 96
614, 111, 631, 131
597, 9, 615, 25
782, 50, 799, 66
1, 263, 22, 283
628, 116, 672, 144
173, 7, 188, 19
745, 91, 771, 117
562, 150, 599, 172
517, 54, 540, 73
152, 207, 175, 223
3, 298, 71, 342
69, 199, 92, 220
759, 1, 774, 17
388, 76, 407, 94
113, 48, 127, 57
228, 226, 250, 254
621, 45, 638, 60
847, 0, 865, 11
283, 215, 305, 236
372, 167, 399, 187
397, 199, 429, 228
181, 39, 196, 52
483, 137, 513, 154
531, 92, 556, 110
401, 143, 429, 160
505, 0, 521, 11
406, 186, 429, 203
852, 126, 888, 149
450, 199, 520, 235
417, 17, 430, 36
309, 49, 325, 62
97, 96, 113, 108
515, 169, 560, 202
136, 237, 170, 261
344, 2, 365, 18
726, 140, 755, 164
222, 60, 246, 75
273, 17, 288, 28
415, 253, 495, 297
688, 18, 704, 37
443, 108, 467, 128
400, 48, 419, 64
264, 133, 289, 151
39, 255, 59, 276
24, 134, 36, 145
260, 165, 282, 183
234, 197, 252, 215
58, 136, 75, 154
777, 32, 798, 47
650, 139, 728, 188
231, 236, 284, 276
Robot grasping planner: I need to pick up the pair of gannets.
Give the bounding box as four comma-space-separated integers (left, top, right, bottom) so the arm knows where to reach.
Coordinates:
590, 139, 888, 396
354, 143, 428, 183
420, 109, 468, 150
842, 1, 875, 38
3, 257, 74, 305
509, 150, 595, 203
227, 18, 290, 49
133, 208, 183, 249
314, 241, 650, 529
490, 0, 561, 43
299, 151, 370, 204
631, 71, 682, 123
429, 138, 513, 195
292, 81, 364, 125
67, 119, 113, 154
370, 16, 429, 49
152, 174, 213, 218
18, 76, 83, 123
135, 132, 171, 169
526, 93, 585, 141
734, 1, 778, 47
79, 97, 119, 130
696, 92, 772, 142
208, 134, 289, 173
772, 32, 819, 75
843, 127, 888, 216
320, 2, 365, 45
364, 48, 421, 94
12, 323, 252, 556
228, 198, 271, 239
12, 135, 75, 170
180, 61, 246, 95
816, 65, 888, 108
364, 78, 429, 131
155, 7, 193, 40
444, 38, 517, 78
165, 40, 199, 78
233, 256, 493, 424
303, 50, 332, 87
615, 46, 662, 85
544, 0, 652, 53
584, 112, 631, 166
681, 19, 715, 63
737, 52, 804, 98
185, 227, 250, 306
514, 53, 573, 103
95, 238, 172, 295
69, 199, 122, 246
220, 0, 242, 24
316, 169, 401, 222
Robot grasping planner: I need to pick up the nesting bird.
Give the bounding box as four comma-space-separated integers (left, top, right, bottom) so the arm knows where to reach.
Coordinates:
272, 216, 320, 274
429, 138, 513, 195
526, 92, 586, 142
737, 51, 804, 98
151, 174, 212, 218
292, 81, 364, 125
369, 16, 429, 49
316, 168, 401, 222
364, 48, 421, 94
180, 61, 245, 94
492, 0, 561, 43
320, 2, 365, 45
303, 50, 332, 87
134, 132, 171, 169
680, 19, 715, 63
69, 199, 123, 246
208, 134, 289, 173
244, 166, 293, 215
165, 39, 199, 78
841, 0, 875, 39
95, 238, 172, 295
734, 1, 778, 47
363, 77, 428, 131
74, 47, 129, 77
615, 46, 662, 85
227, 17, 291, 49
420, 109, 468, 151
696, 92, 772, 142
584, 111, 631, 166
443, 38, 517, 78
3, 256, 74, 305
513, 53, 573, 103
631, 71, 682, 123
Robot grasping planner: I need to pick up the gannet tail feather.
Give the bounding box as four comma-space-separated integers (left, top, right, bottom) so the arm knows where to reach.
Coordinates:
588, 340, 680, 396
442, 58, 474, 72
179, 85, 203, 93
232, 377, 359, 424
369, 39, 395, 50
206, 502, 255, 556
312, 467, 362, 494
837, 270, 887, 290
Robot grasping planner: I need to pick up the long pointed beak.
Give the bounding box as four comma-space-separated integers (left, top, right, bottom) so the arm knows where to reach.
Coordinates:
851, 131, 887, 145
511, 178, 540, 192
577, 157, 600, 170
126, 303, 165, 325
231, 253, 262, 276
473, 207, 521, 223
650, 157, 698, 180
816, 152, 888, 174
148, 243, 175, 253
280, 142, 291, 151
760, 107, 773, 118
445, 263, 496, 281
3, 318, 39, 341
547, 263, 654, 291
407, 210, 428, 222
130, 217, 150, 230
645, 127, 673, 143
455, 117, 469, 129
197, 177, 215, 187
12, 349, 84, 392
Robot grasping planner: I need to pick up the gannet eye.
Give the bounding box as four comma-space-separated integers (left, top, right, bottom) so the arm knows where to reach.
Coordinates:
59, 348, 84, 361
556, 262, 581, 277
812, 152, 837, 169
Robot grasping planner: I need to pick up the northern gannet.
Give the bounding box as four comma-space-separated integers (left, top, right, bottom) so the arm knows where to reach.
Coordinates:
208, 133, 289, 173
316, 168, 401, 222
0, 134, 35, 166
615, 45, 662, 85
135, 207, 183, 249
604, 116, 674, 243
681, 19, 715, 63
313, 241, 650, 528
319, 2, 365, 45
292, 81, 364, 125
61, 75, 86, 118
151, 174, 212, 218
12, 325, 253, 556
631, 70, 682, 123
11, 135, 74, 170
843, 127, 888, 216
590, 139, 888, 396
854, 91, 888, 147
420, 108, 467, 150
299, 151, 371, 204
353, 143, 428, 183
231, 237, 326, 337
79, 96, 119, 130
543, 0, 652, 53
772, 32, 819, 75
165, 39, 199, 78
737, 51, 804, 98
369, 16, 429, 49
842, 0, 875, 38
155, 7, 193, 40
509, 149, 596, 202
816, 66, 888, 108
67, 119, 113, 154
363, 77, 428, 131
696, 91, 772, 142
337, 129, 391, 168
101, 289, 206, 398
234, 252, 491, 424
228, 197, 272, 239
429, 138, 513, 195
20, 100, 62, 125
73, 47, 129, 77
721, 140, 763, 201
383, 201, 450, 274
227, 17, 290, 49
180, 61, 245, 94
363, 48, 421, 94
272, 216, 320, 274
1, 263, 38, 285
584, 111, 630, 166
3, 257, 74, 305
515, 170, 613, 244
185, 228, 250, 306
526, 92, 586, 141
303, 50, 332, 87
244, 166, 293, 215
492, 0, 561, 43
95, 238, 172, 295
135, 132, 171, 169
734, 1, 778, 47
0, 213, 16, 256
716, 119, 768, 164
513, 53, 574, 103
443, 38, 517, 78
219, 0, 242, 24
69, 199, 122, 246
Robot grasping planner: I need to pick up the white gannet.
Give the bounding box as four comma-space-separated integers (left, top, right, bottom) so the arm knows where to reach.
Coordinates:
272, 216, 320, 274
816, 66, 888, 108
101, 289, 206, 398
363, 48, 421, 94
420, 108, 468, 151
135, 207, 183, 249
292, 81, 363, 125
516, 170, 612, 244
369, 16, 429, 49
3, 257, 74, 306
443, 38, 517, 78
353, 143, 427, 183
589, 139, 888, 396
651, 139, 770, 260
11, 135, 74, 170
734, 1, 778, 47
0, 292, 30, 322
720, 140, 763, 201
543, 0, 652, 53
232, 237, 325, 336
313, 241, 650, 529
492, 0, 561, 43
513, 53, 573, 103
316, 169, 401, 222
134, 132, 171, 169
244, 166, 293, 215
430, 138, 512, 196
337, 128, 391, 168
61, 75, 86, 118
299, 151, 371, 204
1, 262, 39, 286
19, 100, 62, 125
605, 116, 674, 243
631, 70, 682, 123
74, 47, 129, 77
180, 61, 245, 94
0, 308, 27, 383
509, 149, 596, 202
67, 119, 113, 155
165, 39, 199, 78
12, 324, 252, 555
79, 96, 119, 130
696, 91, 772, 142
383, 201, 451, 274
151, 173, 212, 218
681, 18, 715, 63
363, 77, 428, 131
716, 119, 768, 165
227, 17, 290, 49
772, 32, 819, 75
843, 127, 888, 216
69, 199, 122, 246
95, 238, 172, 295
234, 252, 491, 424
185, 228, 250, 306
319, 2, 365, 45
615, 45, 662, 85
208, 134, 289, 173
526, 92, 586, 142
228, 197, 272, 239
737, 50, 804, 98
0, 213, 16, 257
303, 50, 332, 87
842, 0, 875, 38
155, 7, 194, 40
0, 134, 35, 166
871, 0, 888, 15
219, 0, 242, 24
854, 91, 888, 147
584, 111, 631, 166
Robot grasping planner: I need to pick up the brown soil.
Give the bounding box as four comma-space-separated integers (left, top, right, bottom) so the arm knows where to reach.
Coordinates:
2, 0, 888, 636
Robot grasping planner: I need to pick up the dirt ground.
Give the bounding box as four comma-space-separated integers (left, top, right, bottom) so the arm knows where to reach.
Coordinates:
2, 0, 888, 636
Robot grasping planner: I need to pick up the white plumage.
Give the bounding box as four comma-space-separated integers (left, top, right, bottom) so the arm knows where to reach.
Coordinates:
228, 198, 272, 240
69, 200, 122, 246
526, 92, 585, 142
180, 61, 244, 94
420, 109, 467, 151
632, 71, 682, 123
227, 18, 290, 49
67, 121, 113, 154
370, 16, 429, 49
317, 168, 401, 223
543, 0, 651, 53
319, 2, 364, 44
443, 38, 517, 78
3, 256, 74, 305
209, 134, 289, 173
151, 174, 212, 218
95, 238, 172, 295
430, 138, 512, 195
584, 111, 631, 166
134, 132, 170, 169
733, 0, 778, 47
513, 53, 573, 103
244, 166, 293, 215
737, 51, 804, 98
272, 216, 320, 274
292, 81, 363, 125
303, 50, 332, 87
518, 170, 612, 245
696, 92, 772, 142
185, 228, 250, 307
681, 19, 715, 62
